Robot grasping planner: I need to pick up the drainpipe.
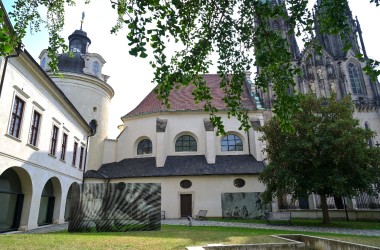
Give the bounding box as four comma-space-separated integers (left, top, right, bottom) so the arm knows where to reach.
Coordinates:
246, 130, 251, 156
81, 119, 98, 193
0, 44, 24, 98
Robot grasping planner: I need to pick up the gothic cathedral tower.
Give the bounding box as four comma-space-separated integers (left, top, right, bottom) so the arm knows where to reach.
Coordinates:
255, 0, 301, 110
39, 18, 114, 171
257, 0, 380, 145
297, 0, 380, 146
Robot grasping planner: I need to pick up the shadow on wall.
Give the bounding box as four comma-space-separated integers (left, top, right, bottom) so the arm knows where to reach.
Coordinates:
68, 182, 161, 232
221, 192, 270, 219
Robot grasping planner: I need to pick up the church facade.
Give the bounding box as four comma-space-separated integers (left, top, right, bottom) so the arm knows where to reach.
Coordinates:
258, 0, 380, 142
257, 0, 380, 215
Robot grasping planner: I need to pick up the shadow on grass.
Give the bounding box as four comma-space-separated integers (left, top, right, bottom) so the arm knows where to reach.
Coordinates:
22, 224, 380, 249
208, 218, 380, 230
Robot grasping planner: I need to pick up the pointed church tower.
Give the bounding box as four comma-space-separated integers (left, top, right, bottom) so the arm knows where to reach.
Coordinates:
297, 0, 380, 147
39, 13, 114, 171
256, 0, 301, 110
314, 0, 360, 59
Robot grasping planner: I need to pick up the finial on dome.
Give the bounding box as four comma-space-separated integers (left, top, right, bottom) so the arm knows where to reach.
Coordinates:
80, 12, 85, 30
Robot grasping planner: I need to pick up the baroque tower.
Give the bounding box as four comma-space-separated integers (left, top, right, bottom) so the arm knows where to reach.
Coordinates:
39, 15, 114, 171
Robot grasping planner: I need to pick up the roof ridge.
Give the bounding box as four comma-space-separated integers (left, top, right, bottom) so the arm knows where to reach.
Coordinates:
122, 74, 256, 119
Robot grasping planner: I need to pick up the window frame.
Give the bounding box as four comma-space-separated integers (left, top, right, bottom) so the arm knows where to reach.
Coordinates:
28, 109, 42, 147
175, 134, 197, 152
9, 95, 25, 139
72, 141, 78, 166
49, 125, 59, 156
137, 138, 152, 155
347, 62, 366, 95
60, 133, 68, 161
221, 134, 243, 152
79, 146, 85, 170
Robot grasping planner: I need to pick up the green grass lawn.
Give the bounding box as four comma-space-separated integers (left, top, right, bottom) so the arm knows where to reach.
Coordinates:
209, 217, 380, 230
1, 225, 380, 249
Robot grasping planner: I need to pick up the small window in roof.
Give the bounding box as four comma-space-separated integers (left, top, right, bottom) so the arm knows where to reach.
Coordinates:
221, 134, 243, 151
137, 139, 152, 155
40, 57, 46, 69
175, 135, 197, 152
92, 61, 100, 76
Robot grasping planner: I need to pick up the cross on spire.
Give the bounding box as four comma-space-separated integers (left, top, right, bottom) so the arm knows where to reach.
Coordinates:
80, 12, 85, 30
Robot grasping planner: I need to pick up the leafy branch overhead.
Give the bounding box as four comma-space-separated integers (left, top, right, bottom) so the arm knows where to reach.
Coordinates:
2, 0, 380, 133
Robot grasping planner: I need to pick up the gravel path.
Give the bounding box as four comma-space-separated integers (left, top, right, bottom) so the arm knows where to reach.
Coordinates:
12, 219, 380, 236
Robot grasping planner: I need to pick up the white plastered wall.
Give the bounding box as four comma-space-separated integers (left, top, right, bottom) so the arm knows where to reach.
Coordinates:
88, 175, 265, 219
0, 53, 88, 230
109, 111, 265, 165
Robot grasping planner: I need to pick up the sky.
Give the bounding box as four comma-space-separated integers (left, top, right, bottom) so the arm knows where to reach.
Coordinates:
3, 0, 380, 138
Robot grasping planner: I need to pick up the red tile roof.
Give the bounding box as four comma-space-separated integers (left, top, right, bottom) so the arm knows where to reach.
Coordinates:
123, 74, 256, 118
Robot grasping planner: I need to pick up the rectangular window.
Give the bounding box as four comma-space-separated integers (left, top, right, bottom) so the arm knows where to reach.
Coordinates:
79, 147, 85, 170
29, 110, 41, 146
60, 133, 68, 161
49, 125, 59, 156
72, 142, 78, 166
9, 96, 25, 138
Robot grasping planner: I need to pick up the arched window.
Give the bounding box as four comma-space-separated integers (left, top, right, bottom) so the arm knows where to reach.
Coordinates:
221, 134, 243, 151
175, 135, 197, 152
38, 179, 55, 225
347, 63, 366, 95
137, 139, 152, 155
0, 169, 23, 232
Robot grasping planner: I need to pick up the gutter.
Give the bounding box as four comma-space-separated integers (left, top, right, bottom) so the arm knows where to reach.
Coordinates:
0, 44, 24, 98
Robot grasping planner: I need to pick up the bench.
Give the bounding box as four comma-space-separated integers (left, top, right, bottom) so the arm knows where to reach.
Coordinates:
265, 212, 292, 225
195, 210, 208, 220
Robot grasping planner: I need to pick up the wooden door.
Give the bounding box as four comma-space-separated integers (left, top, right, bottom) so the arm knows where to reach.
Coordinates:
180, 194, 192, 217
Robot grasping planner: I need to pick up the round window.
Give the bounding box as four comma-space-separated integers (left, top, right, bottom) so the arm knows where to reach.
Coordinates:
233, 178, 245, 188
180, 180, 192, 189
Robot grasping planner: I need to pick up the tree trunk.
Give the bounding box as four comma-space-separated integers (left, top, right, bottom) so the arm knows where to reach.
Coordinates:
320, 194, 330, 224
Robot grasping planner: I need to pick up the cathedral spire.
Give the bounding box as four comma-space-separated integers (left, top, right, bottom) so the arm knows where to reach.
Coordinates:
355, 16, 368, 59
314, 0, 360, 59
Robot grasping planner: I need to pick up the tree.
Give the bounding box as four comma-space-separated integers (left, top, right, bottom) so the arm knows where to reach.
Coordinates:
1, 0, 380, 133
258, 94, 380, 224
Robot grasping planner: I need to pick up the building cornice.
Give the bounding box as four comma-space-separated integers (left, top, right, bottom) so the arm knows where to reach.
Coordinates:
49, 71, 115, 99
121, 109, 264, 122
17, 50, 92, 134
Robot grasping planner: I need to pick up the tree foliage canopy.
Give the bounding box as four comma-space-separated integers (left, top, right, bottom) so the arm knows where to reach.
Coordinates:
258, 94, 380, 223
1, 0, 380, 133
